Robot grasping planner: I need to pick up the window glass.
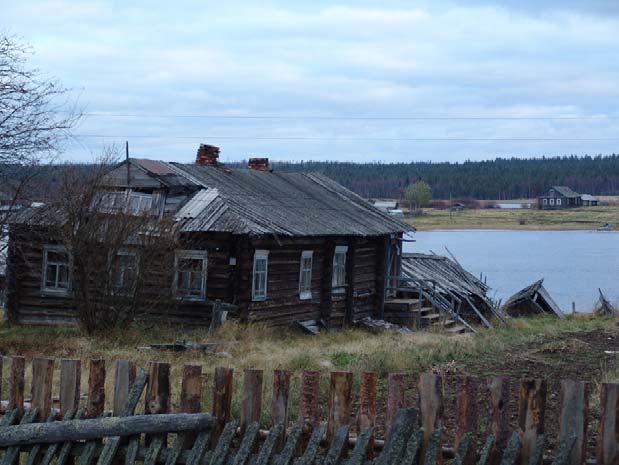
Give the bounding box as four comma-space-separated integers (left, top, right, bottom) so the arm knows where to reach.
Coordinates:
332, 246, 348, 288
252, 251, 269, 301
175, 251, 207, 299
299, 251, 313, 299
42, 246, 70, 293
111, 252, 138, 294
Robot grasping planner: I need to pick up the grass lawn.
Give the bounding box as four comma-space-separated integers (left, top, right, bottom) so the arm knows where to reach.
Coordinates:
407, 205, 619, 231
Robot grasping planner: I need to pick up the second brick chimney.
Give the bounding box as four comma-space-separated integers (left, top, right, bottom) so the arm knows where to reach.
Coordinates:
196, 144, 220, 166
248, 157, 269, 171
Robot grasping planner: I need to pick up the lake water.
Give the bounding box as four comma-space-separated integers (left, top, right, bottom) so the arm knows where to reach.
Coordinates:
405, 230, 619, 312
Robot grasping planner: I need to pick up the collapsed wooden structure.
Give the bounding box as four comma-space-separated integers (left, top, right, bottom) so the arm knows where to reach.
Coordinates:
384, 253, 502, 333
594, 289, 618, 317
502, 279, 564, 318
0, 354, 616, 465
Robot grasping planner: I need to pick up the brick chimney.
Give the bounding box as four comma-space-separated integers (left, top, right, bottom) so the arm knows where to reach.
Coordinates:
248, 157, 269, 171
196, 144, 220, 165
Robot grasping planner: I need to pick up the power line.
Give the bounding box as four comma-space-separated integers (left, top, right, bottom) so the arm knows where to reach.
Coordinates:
68, 112, 619, 121
74, 134, 619, 142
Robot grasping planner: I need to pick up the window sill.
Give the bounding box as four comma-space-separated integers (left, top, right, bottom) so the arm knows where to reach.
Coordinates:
41, 289, 71, 297
299, 292, 312, 301
175, 295, 207, 302
252, 297, 267, 302
331, 287, 346, 295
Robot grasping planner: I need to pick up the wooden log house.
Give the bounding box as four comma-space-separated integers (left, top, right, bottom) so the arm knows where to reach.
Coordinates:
5, 145, 411, 328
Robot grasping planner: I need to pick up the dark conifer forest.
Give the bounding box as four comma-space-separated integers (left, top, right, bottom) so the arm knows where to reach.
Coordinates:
258, 155, 619, 199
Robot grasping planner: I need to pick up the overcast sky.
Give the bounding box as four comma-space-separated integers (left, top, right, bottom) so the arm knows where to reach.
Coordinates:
4, 0, 619, 163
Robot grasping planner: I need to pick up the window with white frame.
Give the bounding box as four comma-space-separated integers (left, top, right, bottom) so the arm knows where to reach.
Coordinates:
550, 198, 555, 205
128, 192, 153, 214
556, 198, 562, 206
298, 250, 313, 300
111, 250, 138, 295
252, 250, 269, 301
174, 250, 208, 300
42, 245, 71, 294
542, 198, 547, 205
99, 191, 126, 211
332, 245, 348, 290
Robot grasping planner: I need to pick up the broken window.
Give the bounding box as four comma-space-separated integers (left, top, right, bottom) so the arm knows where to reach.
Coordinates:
299, 250, 313, 300
111, 250, 138, 295
42, 245, 71, 294
332, 245, 348, 290
174, 250, 208, 300
128, 192, 153, 214
252, 250, 269, 301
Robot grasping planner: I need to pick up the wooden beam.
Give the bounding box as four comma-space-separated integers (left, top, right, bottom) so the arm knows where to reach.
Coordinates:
386, 372, 407, 440
455, 376, 478, 465
31, 358, 54, 421
597, 383, 619, 465
559, 380, 589, 465
86, 359, 106, 418
113, 360, 136, 417
8, 356, 25, 411
181, 364, 203, 447
299, 370, 320, 448
357, 371, 377, 458
487, 376, 510, 465
59, 359, 81, 418
212, 367, 233, 444
418, 372, 444, 465
240, 369, 263, 435
518, 379, 547, 465
0, 414, 214, 447
270, 369, 291, 451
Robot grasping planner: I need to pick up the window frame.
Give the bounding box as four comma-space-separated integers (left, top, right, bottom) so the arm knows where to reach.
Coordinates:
550, 198, 555, 205
41, 245, 71, 296
298, 250, 313, 300
542, 198, 547, 205
556, 198, 562, 206
110, 249, 139, 296
332, 245, 348, 292
252, 250, 269, 302
173, 250, 208, 301
128, 191, 153, 215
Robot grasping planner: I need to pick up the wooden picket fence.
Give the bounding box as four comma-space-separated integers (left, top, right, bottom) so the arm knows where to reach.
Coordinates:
0, 355, 617, 465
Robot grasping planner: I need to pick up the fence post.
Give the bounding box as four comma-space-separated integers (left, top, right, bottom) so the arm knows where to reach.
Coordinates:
327, 371, 353, 444
86, 359, 106, 418
455, 376, 478, 465
386, 372, 407, 439
357, 371, 377, 458
212, 367, 234, 444
418, 372, 444, 465
597, 383, 619, 465
59, 359, 81, 418
488, 376, 510, 465
181, 364, 203, 447
8, 356, 25, 411
31, 358, 54, 421
518, 379, 547, 465
0, 356, 2, 405
145, 361, 171, 414
271, 369, 291, 451
240, 368, 263, 435
113, 360, 136, 417
298, 370, 320, 448
559, 380, 589, 465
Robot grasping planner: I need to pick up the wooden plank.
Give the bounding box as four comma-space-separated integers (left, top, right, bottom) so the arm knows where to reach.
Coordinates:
270, 369, 290, 451
500, 432, 522, 465
386, 372, 407, 440
1, 408, 39, 465
142, 436, 165, 465
86, 360, 106, 418
240, 368, 263, 435
295, 423, 326, 465
401, 429, 424, 465
0, 413, 214, 447
357, 371, 377, 458
298, 370, 320, 448
25, 411, 58, 465
349, 427, 375, 465
55, 408, 86, 465
255, 423, 285, 465
518, 379, 547, 465
558, 380, 588, 465
145, 361, 171, 446
211, 367, 233, 445
31, 358, 54, 421
418, 372, 444, 465
597, 383, 619, 465
488, 377, 510, 465
40, 409, 78, 465
327, 371, 353, 444
231, 422, 260, 465
60, 359, 81, 418
8, 356, 25, 411
423, 430, 443, 465
324, 425, 350, 465
112, 360, 136, 417
455, 376, 478, 465
0, 356, 3, 404
185, 429, 211, 465
377, 408, 417, 465
181, 364, 202, 447
208, 420, 239, 465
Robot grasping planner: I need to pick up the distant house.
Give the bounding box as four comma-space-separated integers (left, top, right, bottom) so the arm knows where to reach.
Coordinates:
580, 194, 599, 206
372, 200, 399, 213
538, 186, 582, 209
6, 144, 411, 328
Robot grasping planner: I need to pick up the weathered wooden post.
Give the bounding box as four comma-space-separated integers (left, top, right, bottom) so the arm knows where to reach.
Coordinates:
145, 361, 171, 446
271, 369, 291, 451
240, 368, 263, 434
455, 376, 478, 465
0, 356, 3, 405
86, 359, 106, 419
518, 379, 547, 465
298, 370, 320, 448
212, 366, 233, 444
59, 359, 81, 418
31, 358, 54, 421
113, 360, 136, 417
386, 372, 407, 439
327, 371, 353, 444
418, 372, 444, 465
357, 371, 377, 458
597, 383, 619, 465
180, 364, 202, 447
559, 380, 589, 465
8, 356, 25, 411
488, 376, 510, 465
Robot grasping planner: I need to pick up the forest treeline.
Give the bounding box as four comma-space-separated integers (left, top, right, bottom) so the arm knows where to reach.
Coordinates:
248, 155, 619, 200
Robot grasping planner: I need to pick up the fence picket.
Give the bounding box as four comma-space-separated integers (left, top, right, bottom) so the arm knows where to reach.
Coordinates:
327, 371, 353, 444
597, 383, 619, 465
86, 360, 106, 419
418, 373, 443, 465
518, 379, 547, 465
31, 358, 54, 421
488, 377, 510, 465
386, 372, 407, 439
8, 356, 25, 411
558, 380, 588, 465
455, 376, 478, 465
113, 361, 136, 417
60, 359, 81, 419
211, 367, 233, 445
240, 369, 263, 435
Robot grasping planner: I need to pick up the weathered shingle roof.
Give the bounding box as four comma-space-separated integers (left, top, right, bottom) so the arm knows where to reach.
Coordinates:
173, 164, 412, 237
551, 186, 580, 198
